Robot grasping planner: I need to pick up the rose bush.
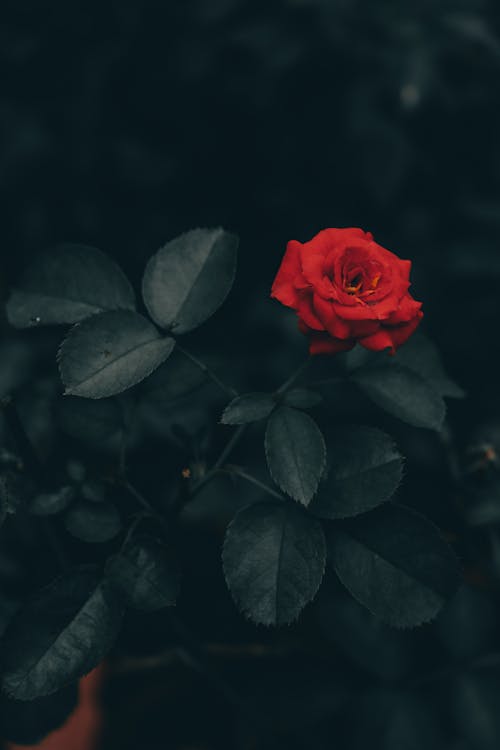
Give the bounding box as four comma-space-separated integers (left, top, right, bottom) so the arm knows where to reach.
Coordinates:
0, 227, 466, 749
271, 227, 423, 355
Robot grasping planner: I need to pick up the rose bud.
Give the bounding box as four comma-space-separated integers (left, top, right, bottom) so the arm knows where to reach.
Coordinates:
271, 227, 423, 355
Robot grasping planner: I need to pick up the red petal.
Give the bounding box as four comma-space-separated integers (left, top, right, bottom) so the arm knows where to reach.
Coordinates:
271, 240, 303, 309
386, 311, 423, 349
313, 293, 352, 339
358, 328, 396, 354
309, 333, 356, 355
386, 294, 422, 325
298, 294, 324, 331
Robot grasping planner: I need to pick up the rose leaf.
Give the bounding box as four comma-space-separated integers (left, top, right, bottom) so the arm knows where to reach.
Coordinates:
222, 501, 326, 626
58, 310, 175, 399
309, 425, 403, 519
327, 504, 461, 628
265, 406, 326, 505
7, 244, 135, 328
142, 228, 238, 334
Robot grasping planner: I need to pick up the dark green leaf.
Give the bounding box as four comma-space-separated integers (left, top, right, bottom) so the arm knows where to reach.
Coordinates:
344, 334, 463, 399
352, 365, 446, 431
393, 332, 465, 398
6, 244, 135, 328
328, 504, 461, 627
106, 535, 180, 611
58, 310, 175, 399
222, 501, 326, 626
142, 228, 238, 334
0, 684, 78, 745
81, 480, 106, 504
66, 460, 86, 483
343, 345, 373, 372
57, 396, 123, 441
282, 388, 323, 409
310, 426, 403, 519
29, 486, 75, 516
221, 392, 275, 425
315, 585, 413, 680
0, 567, 123, 699
65, 501, 121, 543
265, 407, 326, 505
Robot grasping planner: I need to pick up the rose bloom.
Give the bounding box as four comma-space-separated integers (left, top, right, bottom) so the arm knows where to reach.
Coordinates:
271, 228, 423, 355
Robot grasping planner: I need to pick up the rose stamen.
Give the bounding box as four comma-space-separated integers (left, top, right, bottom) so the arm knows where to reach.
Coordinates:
371, 273, 381, 289
345, 273, 363, 295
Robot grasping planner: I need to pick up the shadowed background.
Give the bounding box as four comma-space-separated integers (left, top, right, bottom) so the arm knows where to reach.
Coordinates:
2, 1, 500, 391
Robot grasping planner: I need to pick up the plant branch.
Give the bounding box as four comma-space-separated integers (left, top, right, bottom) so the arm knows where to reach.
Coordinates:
276, 357, 311, 396
119, 477, 170, 534
119, 476, 165, 523
214, 424, 247, 472
225, 466, 284, 501
191, 424, 247, 498
113, 641, 298, 673
176, 345, 238, 399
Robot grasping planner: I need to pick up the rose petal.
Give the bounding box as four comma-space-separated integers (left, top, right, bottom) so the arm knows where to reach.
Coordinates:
308, 332, 356, 355
386, 294, 423, 325
359, 311, 423, 354
398, 258, 412, 281
304, 228, 370, 256
298, 294, 325, 331
358, 328, 396, 354
300, 250, 327, 284
313, 293, 352, 339
271, 240, 304, 309
331, 297, 391, 321
385, 310, 424, 349
272, 228, 422, 357
300, 250, 336, 299
348, 318, 381, 338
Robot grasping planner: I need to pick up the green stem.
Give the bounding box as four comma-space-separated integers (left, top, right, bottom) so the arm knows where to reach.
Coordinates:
120, 478, 169, 532
276, 357, 311, 396
191, 424, 247, 498
120, 478, 153, 513
120, 512, 148, 551
225, 466, 284, 501
176, 345, 238, 399
213, 424, 247, 472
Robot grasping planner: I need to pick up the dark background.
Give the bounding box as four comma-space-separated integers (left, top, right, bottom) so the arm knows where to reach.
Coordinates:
3, 0, 500, 392
2, 2, 500, 749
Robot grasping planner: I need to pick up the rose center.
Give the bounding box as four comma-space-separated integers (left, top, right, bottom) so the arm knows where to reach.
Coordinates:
343, 271, 381, 297
344, 273, 363, 295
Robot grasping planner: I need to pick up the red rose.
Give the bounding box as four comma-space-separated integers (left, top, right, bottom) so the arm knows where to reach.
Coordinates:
271, 227, 423, 355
